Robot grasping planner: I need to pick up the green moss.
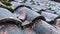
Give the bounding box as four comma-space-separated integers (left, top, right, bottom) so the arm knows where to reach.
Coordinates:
8, 0, 15, 2
0, 0, 15, 2
0, 0, 7, 1
0, 4, 14, 13
37, 11, 42, 14
48, 8, 51, 10
48, 16, 60, 25
30, 0, 36, 5
48, 20, 54, 24
7, 7, 14, 13
1, 1, 12, 6
22, 0, 27, 3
